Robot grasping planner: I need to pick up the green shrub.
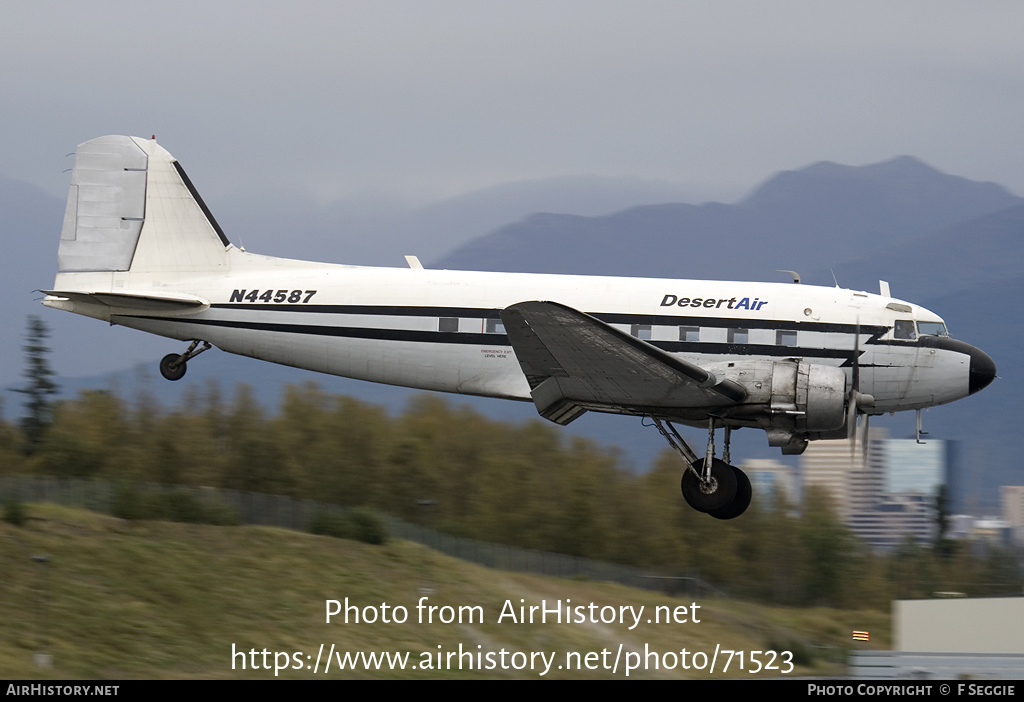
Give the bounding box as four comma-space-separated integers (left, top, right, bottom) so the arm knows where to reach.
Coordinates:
308, 510, 352, 539
349, 507, 389, 545
766, 635, 816, 667
147, 489, 207, 523
3, 498, 26, 527
309, 507, 389, 545
111, 483, 147, 520
112, 484, 239, 525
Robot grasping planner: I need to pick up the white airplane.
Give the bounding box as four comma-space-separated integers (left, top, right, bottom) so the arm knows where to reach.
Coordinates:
43, 136, 996, 519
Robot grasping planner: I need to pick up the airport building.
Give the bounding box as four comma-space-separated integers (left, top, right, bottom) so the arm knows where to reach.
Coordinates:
1001, 485, 1024, 546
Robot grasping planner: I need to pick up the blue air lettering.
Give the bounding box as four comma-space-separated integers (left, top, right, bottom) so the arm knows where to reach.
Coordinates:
660, 294, 767, 311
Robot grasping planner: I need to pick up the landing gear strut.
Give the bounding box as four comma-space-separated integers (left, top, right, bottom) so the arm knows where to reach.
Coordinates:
651, 416, 751, 519
159, 340, 211, 381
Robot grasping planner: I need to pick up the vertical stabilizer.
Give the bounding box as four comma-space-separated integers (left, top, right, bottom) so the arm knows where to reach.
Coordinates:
57, 135, 231, 275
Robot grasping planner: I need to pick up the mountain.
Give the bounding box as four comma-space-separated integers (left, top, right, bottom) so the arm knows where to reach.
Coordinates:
385, 175, 694, 263
212, 175, 694, 268
432, 157, 1022, 285
822, 202, 1024, 302
823, 199, 1024, 510
742, 156, 1018, 242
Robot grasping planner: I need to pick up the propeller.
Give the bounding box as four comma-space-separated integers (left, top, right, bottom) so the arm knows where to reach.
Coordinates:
848, 320, 875, 460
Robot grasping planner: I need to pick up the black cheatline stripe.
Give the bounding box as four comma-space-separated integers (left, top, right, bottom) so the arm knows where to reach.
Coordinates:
126, 315, 861, 361
656, 341, 859, 361
211, 303, 886, 336
598, 313, 884, 335
214, 303, 503, 319
132, 315, 506, 346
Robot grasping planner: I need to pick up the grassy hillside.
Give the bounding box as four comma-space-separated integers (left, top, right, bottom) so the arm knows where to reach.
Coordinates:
0, 503, 889, 679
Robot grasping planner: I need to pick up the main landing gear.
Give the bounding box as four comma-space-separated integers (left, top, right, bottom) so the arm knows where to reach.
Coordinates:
651, 417, 752, 520
159, 340, 211, 381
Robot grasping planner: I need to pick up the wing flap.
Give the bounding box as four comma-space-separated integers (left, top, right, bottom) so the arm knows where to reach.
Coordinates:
500, 301, 746, 424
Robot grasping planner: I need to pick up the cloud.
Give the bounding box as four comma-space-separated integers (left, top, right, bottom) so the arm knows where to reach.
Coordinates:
3, 1, 1023, 202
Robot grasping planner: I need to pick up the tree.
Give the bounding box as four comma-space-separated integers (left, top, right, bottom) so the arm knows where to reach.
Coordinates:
14, 316, 58, 452
798, 486, 860, 607
934, 483, 957, 558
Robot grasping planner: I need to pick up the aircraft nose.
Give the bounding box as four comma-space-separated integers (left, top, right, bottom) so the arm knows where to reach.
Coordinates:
968, 345, 996, 395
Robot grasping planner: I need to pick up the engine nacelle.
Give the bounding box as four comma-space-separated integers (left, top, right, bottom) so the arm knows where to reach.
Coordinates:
713, 359, 850, 452
770, 360, 847, 432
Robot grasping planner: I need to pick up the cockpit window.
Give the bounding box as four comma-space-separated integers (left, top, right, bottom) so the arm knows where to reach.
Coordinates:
917, 321, 948, 337
894, 320, 916, 340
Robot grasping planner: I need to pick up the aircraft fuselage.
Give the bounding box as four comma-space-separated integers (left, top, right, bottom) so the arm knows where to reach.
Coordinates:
46, 253, 988, 423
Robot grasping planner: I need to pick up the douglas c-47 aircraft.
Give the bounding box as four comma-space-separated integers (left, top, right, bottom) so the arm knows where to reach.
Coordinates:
43, 136, 997, 519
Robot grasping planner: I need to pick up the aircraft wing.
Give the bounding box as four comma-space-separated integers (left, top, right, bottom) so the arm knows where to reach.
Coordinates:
500, 301, 747, 425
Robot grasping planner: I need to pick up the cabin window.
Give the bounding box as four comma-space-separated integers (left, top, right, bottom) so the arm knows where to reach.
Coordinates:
776, 330, 797, 346
630, 324, 652, 340
894, 320, 916, 340
728, 328, 749, 344
917, 321, 948, 337
486, 318, 506, 334
678, 326, 700, 342
438, 317, 459, 332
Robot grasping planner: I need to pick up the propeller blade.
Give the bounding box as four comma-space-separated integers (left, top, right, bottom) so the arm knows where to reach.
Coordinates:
862, 413, 870, 463
848, 393, 859, 457
849, 318, 860, 457
852, 320, 861, 393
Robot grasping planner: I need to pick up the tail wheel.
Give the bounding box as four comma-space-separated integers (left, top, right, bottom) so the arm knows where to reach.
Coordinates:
159, 353, 187, 381
680, 457, 737, 513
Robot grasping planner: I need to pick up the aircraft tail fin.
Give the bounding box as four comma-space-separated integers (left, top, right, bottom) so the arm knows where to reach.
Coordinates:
57, 135, 232, 275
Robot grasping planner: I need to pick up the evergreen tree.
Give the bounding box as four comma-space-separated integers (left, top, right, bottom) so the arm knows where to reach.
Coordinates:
15, 315, 58, 452
934, 483, 957, 558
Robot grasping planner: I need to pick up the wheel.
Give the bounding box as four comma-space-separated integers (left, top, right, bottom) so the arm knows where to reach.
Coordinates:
708, 466, 752, 520
159, 353, 187, 381
680, 457, 737, 513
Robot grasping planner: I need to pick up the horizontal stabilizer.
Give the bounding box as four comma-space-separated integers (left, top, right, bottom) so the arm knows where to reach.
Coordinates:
42, 290, 209, 314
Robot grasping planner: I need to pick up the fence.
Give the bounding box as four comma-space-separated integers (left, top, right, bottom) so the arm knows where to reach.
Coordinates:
1, 476, 717, 596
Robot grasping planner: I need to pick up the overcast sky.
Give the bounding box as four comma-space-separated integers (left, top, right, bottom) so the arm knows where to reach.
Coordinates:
4, 1, 1024, 208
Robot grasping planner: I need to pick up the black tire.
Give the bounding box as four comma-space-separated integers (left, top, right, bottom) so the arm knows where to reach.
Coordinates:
159, 353, 187, 381
680, 457, 737, 513
708, 465, 752, 520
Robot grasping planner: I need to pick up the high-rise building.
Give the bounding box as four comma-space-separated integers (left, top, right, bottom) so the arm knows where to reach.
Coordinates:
800, 425, 886, 520
738, 458, 797, 507
884, 438, 945, 495
800, 426, 949, 549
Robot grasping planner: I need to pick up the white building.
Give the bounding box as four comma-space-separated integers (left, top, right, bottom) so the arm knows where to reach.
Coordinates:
738, 458, 797, 506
